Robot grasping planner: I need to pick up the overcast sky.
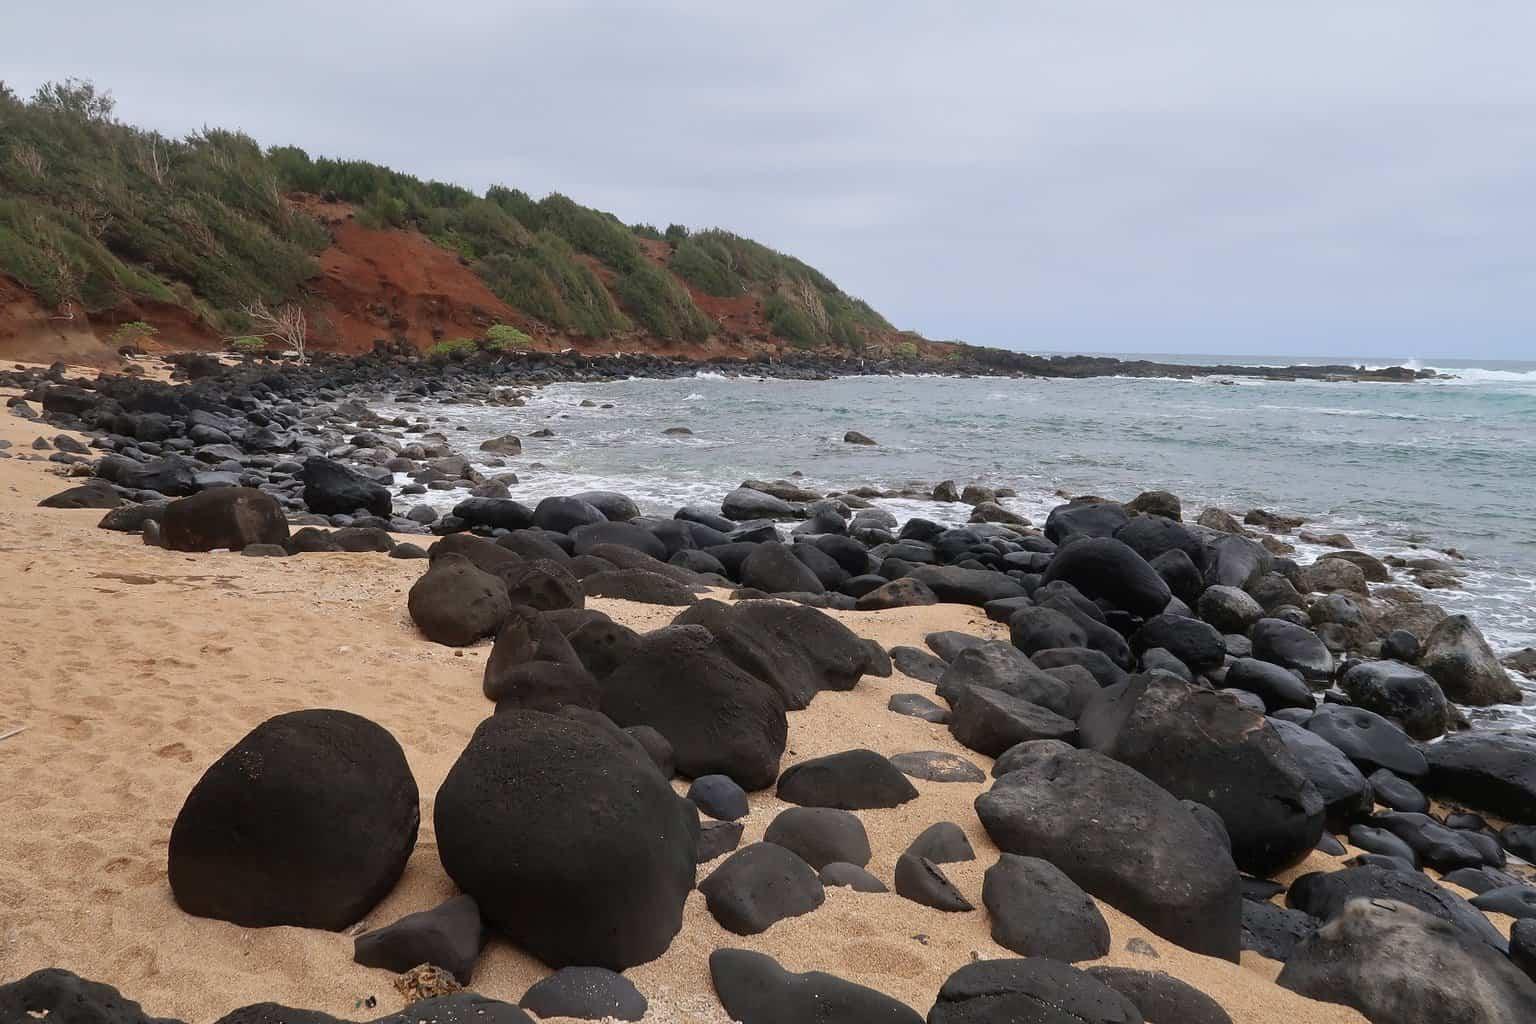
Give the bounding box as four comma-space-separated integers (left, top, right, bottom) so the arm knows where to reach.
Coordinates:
6, 2, 1534, 359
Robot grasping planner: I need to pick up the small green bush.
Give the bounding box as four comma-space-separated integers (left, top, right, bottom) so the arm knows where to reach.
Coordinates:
229, 335, 268, 354
893, 341, 920, 360
109, 321, 158, 347
615, 262, 712, 342
427, 337, 478, 359
485, 324, 533, 350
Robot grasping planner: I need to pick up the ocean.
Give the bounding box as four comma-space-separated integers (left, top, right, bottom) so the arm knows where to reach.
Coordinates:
382, 356, 1536, 720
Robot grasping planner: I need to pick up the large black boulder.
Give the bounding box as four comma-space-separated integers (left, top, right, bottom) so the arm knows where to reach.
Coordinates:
763, 806, 870, 869
97, 453, 200, 497
1130, 614, 1227, 674
1307, 704, 1427, 777
532, 495, 606, 533
741, 542, 826, 594
936, 641, 1082, 717
1041, 537, 1170, 618
950, 687, 1078, 757
928, 957, 1144, 1024
1224, 658, 1314, 712
709, 948, 921, 1024
519, 967, 646, 1022
1278, 899, 1536, 1022
408, 553, 512, 646
977, 745, 1241, 960
1424, 730, 1536, 824
434, 710, 697, 969
1085, 677, 1323, 875
481, 608, 597, 711
1287, 865, 1506, 950
301, 456, 391, 517
1251, 618, 1333, 683
454, 498, 536, 532
1269, 718, 1373, 828
983, 855, 1110, 961
908, 564, 1028, 605
169, 709, 419, 930
776, 749, 918, 809
601, 625, 788, 790
161, 487, 290, 552
1045, 500, 1130, 544
673, 598, 879, 710
1341, 659, 1450, 741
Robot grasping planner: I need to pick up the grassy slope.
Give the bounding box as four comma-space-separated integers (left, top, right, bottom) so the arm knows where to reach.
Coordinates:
0, 79, 912, 356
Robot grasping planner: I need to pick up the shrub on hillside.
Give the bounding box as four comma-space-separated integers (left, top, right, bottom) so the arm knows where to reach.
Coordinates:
616, 262, 713, 342
485, 324, 533, 351
109, 321, 158, 348
475, 232, 629, 338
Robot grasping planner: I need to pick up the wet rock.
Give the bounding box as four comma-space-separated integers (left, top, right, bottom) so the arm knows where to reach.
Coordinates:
1307, 704, 1427, 778
1251, 618, 1333, 683
1424, 730, 1536, 823
1420, 614, 1523, 705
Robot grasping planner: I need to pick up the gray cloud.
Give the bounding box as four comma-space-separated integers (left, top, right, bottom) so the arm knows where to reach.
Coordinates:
5, 1, 1534, 358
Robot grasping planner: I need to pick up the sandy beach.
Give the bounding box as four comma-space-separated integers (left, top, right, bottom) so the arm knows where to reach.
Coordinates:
0, 370, 1420, 1024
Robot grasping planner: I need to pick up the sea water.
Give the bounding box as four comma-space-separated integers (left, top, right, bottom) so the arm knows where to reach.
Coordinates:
383, 357, 1536, 721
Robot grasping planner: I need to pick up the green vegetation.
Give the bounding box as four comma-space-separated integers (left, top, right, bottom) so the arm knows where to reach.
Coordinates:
670, 230, 887, 349
0, 77, 900, 352
229, 335, 268, 354
0, 80, 325, 324
108, 320, 157, 348
427, 337, 478, 359
485, 323, 533, 350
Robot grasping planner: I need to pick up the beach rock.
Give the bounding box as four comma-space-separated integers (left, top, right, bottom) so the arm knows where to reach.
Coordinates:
1198, 585, 1265, 634
1009, 606, 1088, 656
893, 853, 973, 911
1419, 614, 1523, 705
532, 495, 606, 533
353, 894, 485, 984
674, 599, 878, 710
740, 542, 825, 594
688, 775, 750, 821
819, 862, 889, 892
937, 641, 1083, 716
763, 807, 870, 869
169, 709, 419, 931
1242, 898, 1317, 961
157, 488, 287, 552
1368, 769, 1429, 813
408, 554, 512, 646
1130, 614, 1227, 673
566, 619, 641, 678
1032, 647, 1130, 688
518, 967, 644, 1022
843, 430, 877, 445
216, 993, 532, 1024
978, 746, 1241, 960
453, 498, 535, 532
1341, 660, 1450, 740
1296, 558, 1368, 595
1202, 533, 1272, 591
1347, 824, 1419, 868
709, 948, 921, 1024
1308, 704, 1427, 777
1424, 730, 1536, 823
435, 710, 697, 969
96, 453, 200, 497
697, 821, 745, 862
1471, 886, 1536, 919
1278, 898, 1536, 1022
581, 568, 698, 605
1504, 825, 1536, 861
891, 645, 949, 683
500, 559, 584, 612
1045, 500, 1130, 544
0, 969, 186, 1024
602, 625, 787, 790
855, 577, 938, 609
722, 487, 796, 521
926, 630, 988, 661
699, 843, 825, 934
1288, 865, 1506, 950
891, 750, 986, 783
1225, 658, 1314, 711
776, 749, 918, 810
909, 564, 1027, 605
482, 608, 594, 708
1125, 489, 1182, 520
950, 686, 1078, 757
1382, 629, 1421, 662
1149, 548, 1204, 606
1042, 537, 1171, 618
569, 490, 640, 522
906, 822, 977, 864
927, 957, 1144, 1024
301, 456, 391, 517
889, 693, 950, 723
1084, 967, 1232, 1024
39, 480, 124, 509
1087, 677, 1324, 875
983, 855, 1110, 961
1251, 618, 1334, 683
572, 521, 669, 559
1372, 811, 1501, 872
1270, 718, 1373, 828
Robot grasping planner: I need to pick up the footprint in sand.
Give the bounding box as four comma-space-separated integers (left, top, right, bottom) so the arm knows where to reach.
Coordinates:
156, 742, 194, 762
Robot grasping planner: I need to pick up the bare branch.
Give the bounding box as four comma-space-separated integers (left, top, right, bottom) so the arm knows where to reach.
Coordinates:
236, 300, 308, 363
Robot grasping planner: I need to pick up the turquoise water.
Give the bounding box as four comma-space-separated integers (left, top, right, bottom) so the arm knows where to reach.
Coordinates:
388, 360, 1536, 685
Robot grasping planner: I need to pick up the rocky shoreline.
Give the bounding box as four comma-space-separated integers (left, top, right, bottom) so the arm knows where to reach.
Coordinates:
4, 353, 1535, 1024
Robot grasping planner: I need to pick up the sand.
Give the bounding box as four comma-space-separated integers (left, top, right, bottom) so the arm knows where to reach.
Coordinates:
0, 374, 1383, 1023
